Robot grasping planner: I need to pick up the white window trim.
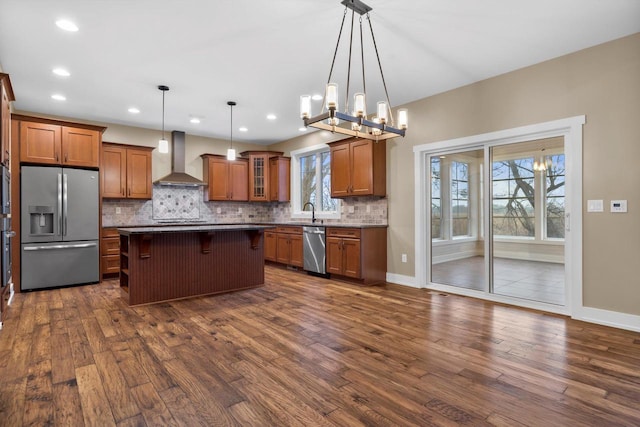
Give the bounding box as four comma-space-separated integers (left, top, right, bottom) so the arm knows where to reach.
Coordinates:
290, 143, 341, 220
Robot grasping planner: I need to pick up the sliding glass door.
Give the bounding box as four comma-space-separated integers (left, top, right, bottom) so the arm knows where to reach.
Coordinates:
491, 138, 565, 305
428, 139, 566, 306
430, 148, 485, 291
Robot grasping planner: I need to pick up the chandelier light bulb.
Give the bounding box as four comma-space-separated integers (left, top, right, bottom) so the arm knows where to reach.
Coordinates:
377, 101, 388, 124
397, 108, 408, 130
300, 95, 311, 119
226, 148, 236, 161
354, 93, 366, 117
326, 83, 338, 109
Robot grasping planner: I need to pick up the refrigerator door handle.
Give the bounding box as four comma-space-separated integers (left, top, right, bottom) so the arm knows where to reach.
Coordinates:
57, 173, 63, 236
63, 173, 68, 237
23, 242, 98, 251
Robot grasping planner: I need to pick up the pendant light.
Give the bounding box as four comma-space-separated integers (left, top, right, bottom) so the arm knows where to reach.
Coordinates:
300, 0, 407, 141
158, 85, 169, 154
226, 101, 236, 161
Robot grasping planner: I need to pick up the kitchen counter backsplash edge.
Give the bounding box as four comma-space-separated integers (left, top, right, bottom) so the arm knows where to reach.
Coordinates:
102, 193, 388, 228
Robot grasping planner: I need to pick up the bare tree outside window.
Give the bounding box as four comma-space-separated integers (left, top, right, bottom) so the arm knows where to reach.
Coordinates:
492, 154, 565, 238
451, 161, 470, 237
431, 158, 442, 239
300, 151, 337, 212
545, 154, 565, 238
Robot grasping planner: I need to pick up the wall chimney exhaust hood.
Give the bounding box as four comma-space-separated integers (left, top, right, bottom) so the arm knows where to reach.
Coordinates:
153, 131, 205, 186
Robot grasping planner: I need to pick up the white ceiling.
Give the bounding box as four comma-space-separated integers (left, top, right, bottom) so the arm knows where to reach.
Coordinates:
1, 1, 639, 145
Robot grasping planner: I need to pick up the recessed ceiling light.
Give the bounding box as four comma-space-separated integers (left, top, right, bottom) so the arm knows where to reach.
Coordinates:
190, 117, 201, 124
299, 127, 307, 132
51, 94, 66, 101
55, 19, 78, 32
239, 127, 248, 132
128, 107, 140, 114
52, 68, 70, 77
266, 114, 277, 120
311, 94, 323, 101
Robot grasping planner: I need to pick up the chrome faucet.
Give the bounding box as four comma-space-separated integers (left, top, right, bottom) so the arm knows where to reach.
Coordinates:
303, 202, 316, 223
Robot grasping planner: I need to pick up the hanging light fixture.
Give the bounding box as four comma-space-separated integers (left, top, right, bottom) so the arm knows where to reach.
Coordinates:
534, 148, 550, 172
158, 85, 169, 154
226, 101, 237, 161
300, 0, 407, 141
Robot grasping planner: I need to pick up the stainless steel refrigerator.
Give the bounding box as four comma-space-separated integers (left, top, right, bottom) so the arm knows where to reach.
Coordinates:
21, 166, 99, 290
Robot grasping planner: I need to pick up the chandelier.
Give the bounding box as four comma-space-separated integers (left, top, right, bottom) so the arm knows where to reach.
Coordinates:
300, 0, 407, 141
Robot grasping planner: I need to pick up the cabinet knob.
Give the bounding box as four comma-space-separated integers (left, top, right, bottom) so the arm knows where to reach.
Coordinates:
122, 187, 125, 196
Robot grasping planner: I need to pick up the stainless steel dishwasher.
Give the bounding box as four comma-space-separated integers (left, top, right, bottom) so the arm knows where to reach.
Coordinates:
303, 226, 326, 275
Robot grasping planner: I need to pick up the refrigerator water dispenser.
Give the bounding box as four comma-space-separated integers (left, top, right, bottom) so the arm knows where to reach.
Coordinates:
29, 206, 54, 236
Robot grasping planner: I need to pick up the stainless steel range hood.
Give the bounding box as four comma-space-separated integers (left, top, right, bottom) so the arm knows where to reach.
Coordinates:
153, 131, 205, 186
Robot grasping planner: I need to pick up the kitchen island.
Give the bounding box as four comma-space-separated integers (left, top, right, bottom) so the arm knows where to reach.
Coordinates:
117, 224, 273, 305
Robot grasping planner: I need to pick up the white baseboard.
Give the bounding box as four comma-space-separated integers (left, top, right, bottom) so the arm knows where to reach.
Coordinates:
573, 306, 640, 333
385, 273, 420, 288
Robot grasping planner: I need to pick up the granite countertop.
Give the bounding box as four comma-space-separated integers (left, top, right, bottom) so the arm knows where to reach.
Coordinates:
108, 222, 387, 230
266, 222, 387, 229
117, 224, 276, 235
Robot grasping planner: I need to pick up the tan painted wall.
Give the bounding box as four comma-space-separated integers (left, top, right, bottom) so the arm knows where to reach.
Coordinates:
271, 33, 640, 316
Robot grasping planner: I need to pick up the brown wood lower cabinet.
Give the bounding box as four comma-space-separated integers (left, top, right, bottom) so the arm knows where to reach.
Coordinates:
265, 226, 303, 268
264, 230, 277, 262
326, 227, 387, 285
101, 227, 120, 279
276, 227, 303, 267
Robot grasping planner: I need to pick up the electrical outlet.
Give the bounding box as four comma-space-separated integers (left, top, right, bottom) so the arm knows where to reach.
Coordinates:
401, 254, 407, 263
238, 207, 243, 214
115, 207, 122, 215
216, 207, 222, 214
348, 206, 355, 214
366, 204, 371, 213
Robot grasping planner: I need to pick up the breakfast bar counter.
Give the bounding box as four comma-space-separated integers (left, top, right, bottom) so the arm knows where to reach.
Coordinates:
117, 224, 274, 305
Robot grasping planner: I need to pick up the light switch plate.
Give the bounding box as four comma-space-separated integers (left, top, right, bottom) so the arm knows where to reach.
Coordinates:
115, 207, 122, 214
610, 200, 627, 213
587, 200, 603, 212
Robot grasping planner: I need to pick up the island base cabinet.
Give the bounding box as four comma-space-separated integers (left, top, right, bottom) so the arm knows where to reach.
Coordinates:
120, 230, 264, 305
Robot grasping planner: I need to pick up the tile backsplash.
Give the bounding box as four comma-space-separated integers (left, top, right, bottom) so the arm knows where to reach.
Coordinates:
102, 185, 387, 227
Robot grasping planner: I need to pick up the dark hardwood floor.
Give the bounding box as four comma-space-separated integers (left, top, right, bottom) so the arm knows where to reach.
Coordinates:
0, 266, 639, 426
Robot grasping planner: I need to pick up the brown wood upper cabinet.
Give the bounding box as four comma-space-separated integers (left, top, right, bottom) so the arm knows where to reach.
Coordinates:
241, 151, 290, 202
0, 73, 15, 167
19, 120, 102, 168
269, 156, 290, 202
102, 143, 153, 199
201, 154, 248, 201
329, 138, 386, 198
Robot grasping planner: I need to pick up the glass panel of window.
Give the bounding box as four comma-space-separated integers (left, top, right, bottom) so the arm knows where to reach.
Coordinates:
300, 153, 317, 206
451, 161, 470, 237
545, 154, 565, 239
430, 157, 442, 239
297, 148, 338, 215
492, 157, 535, 237
430, 148, 484, 291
